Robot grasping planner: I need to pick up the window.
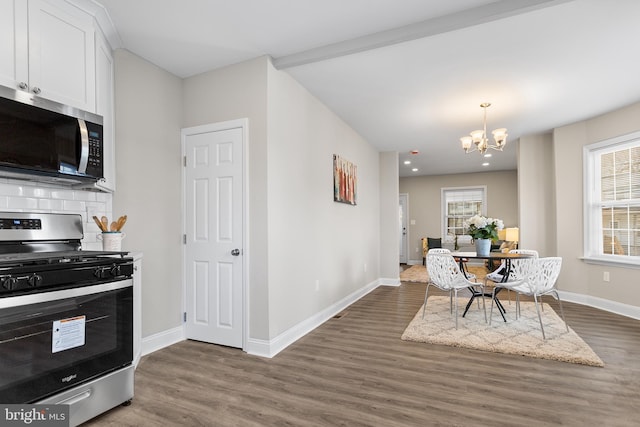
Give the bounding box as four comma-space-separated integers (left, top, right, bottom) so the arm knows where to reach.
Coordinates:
441, 187, 486, 237
584, 131, 640, 266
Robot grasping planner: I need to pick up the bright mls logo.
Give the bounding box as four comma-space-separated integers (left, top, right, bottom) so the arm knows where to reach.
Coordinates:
1, 405, 68, 426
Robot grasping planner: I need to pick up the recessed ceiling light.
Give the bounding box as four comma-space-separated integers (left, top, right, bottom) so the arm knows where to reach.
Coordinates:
412, 168, 419, 172
484, 153, 492, 158
404, 160, 411, 165
482, 162, 490, 166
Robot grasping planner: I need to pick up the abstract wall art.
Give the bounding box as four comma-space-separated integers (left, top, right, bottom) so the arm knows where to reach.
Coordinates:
333, 154, 357, 205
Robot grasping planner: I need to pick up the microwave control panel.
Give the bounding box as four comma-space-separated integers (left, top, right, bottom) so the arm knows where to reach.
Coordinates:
88, 130, 101, 168
85, 122, 103, 178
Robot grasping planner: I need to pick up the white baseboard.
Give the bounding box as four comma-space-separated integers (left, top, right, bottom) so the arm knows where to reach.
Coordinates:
140, 325, 185, 358
380, 277, 401, 286
245, 279, 381, 358
558, 290, 640, 320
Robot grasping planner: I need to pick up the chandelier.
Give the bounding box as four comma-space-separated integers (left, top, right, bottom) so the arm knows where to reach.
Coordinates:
460, 103, 508, 154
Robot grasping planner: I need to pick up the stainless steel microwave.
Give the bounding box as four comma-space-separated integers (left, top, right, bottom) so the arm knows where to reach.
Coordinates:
0, 86, 104, 185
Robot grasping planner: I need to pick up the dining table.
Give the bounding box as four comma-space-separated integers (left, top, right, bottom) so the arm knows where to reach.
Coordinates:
450, 251, 536, 322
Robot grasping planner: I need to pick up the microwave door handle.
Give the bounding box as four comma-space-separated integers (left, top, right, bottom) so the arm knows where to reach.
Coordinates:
77, 118, 89, 174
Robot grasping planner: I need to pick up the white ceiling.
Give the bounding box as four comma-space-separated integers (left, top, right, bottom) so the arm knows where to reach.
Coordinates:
93, 0, 640, 176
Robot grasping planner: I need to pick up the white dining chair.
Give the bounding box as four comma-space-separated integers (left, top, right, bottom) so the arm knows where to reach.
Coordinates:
424, 251, 486, 328
489, 257, 568, 340
428, 247, 477, 282
484, 249, 538, 304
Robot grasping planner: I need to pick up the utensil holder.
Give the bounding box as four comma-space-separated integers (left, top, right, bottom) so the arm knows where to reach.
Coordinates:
98, 232, 126, 251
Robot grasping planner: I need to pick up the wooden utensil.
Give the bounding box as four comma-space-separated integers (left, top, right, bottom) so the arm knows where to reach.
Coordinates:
116, 215, 127, 231
93, 216, 106, 232
110, 221, 118, 231
101, 216, 108, 232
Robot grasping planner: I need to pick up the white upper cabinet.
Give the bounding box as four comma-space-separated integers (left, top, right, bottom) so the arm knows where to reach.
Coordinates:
28, 0, 96, 112
0, 0, 26, 90
0, 0, 96, 112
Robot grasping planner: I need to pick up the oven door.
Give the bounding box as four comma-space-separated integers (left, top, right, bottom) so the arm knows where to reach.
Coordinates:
0, 280, 132, 403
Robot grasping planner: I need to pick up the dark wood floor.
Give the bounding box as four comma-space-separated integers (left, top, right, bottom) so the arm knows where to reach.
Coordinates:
87, 280, 640, 427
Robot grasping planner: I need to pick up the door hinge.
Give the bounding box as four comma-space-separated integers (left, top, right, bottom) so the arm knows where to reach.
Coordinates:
183, 155, 187, 167
183, 312, 187, 322
183, 234, 186, 244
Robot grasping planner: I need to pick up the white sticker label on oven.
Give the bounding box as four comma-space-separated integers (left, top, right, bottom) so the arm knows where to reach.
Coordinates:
52, 315, 86, 353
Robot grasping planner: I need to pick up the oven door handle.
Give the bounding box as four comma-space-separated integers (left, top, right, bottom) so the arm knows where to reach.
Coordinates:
0, 279, 132, 309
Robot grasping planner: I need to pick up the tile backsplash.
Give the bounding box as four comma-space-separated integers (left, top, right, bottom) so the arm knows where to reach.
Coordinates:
0, 178, 113, 250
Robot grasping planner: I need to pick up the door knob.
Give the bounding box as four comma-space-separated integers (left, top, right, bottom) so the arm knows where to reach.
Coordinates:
231, 249, 240, 256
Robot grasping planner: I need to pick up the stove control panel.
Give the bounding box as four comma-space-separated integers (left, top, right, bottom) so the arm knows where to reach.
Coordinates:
93, 263, 127, 280
0, 218, 42, 229
0, 212, 83, 242
1, 274, 43, 291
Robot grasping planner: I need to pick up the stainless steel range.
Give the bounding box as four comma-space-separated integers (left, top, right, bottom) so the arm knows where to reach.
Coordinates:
0, 212, 134, 426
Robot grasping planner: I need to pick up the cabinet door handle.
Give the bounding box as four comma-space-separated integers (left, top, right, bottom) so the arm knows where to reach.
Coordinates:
32, 87, 41, 94
17, 82, 28, 90
231, 249, 240, 256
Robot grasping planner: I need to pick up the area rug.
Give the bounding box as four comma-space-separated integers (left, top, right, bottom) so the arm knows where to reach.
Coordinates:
400, 265, 487, 283
400, 265, 428, 282
401, 296, 604, 367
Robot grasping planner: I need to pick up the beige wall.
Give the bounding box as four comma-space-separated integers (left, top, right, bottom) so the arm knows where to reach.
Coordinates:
379, 152, 400, 280
113, 49, 183, 336
266, 58, 381, 337
550, 102, 640, 309
518, 133, 556, 256
399, 170, 518, 264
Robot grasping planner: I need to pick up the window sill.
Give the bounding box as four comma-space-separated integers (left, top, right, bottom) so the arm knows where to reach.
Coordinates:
581, 256, 640, 269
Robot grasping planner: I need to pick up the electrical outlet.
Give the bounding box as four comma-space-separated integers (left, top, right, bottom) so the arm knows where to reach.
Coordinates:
315, 280, 320, 291
603, 271, 610, 282
363, 263, 367, 272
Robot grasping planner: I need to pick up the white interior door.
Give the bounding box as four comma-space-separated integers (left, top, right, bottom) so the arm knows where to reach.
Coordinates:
183, 121, 244, 348
399, 193, 408, 264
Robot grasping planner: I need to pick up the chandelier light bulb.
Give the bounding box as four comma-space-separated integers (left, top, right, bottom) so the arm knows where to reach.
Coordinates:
460, 103, 507, 155
470, 130, 484, 145
492, 128, 508, 148
460, 136, 473, 152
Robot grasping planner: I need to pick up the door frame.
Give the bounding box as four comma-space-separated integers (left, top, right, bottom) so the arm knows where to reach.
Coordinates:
399, 193, 409, 264
181, 118, 249, 351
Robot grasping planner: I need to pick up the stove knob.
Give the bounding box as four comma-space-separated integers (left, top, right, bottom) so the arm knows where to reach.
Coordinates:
28, 274, 43, 287
94, 267, 109, 279
2, 276, 17, 290
110, 264, 121, 277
